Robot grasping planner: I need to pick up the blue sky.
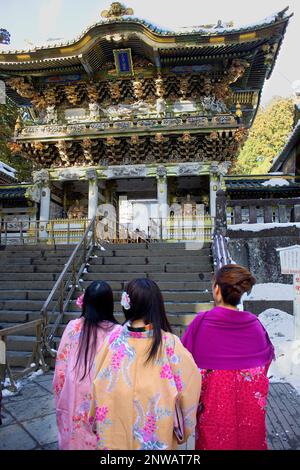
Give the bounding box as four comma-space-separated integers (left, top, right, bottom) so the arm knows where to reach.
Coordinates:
1, 0, 300, 105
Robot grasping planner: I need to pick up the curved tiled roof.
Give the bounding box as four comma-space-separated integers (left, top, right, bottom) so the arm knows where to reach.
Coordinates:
0, 186, 28, 199
225, 175, 300, 192
270, 119, 300, 172
0, 8, 291, 55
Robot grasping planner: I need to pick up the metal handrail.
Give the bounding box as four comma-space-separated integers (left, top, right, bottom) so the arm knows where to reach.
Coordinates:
212, 232, 233, 271
41, 217, 97, 354
0, 320, 48, 393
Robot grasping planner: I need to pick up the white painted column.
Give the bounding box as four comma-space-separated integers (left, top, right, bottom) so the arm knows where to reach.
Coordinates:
39, 186, 51, 238
157, 175, 168, 240
209, 174, 218, 219
40, 186, 51, 222
88, 178, 99, 221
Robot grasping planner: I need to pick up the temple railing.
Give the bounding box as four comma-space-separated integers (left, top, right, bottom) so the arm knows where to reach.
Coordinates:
97, 218, 151, 245
149, 216, 214, 242
227, 198, 300, 225
0, 320, 48, 393
0, 218, 90, 245
2, 216, 214, 245
41, 217, 97, 354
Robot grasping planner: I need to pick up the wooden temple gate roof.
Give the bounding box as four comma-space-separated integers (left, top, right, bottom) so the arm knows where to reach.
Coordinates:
0, 4, 292, 170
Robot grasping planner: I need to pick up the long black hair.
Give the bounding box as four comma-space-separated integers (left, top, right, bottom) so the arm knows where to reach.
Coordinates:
123, 278, 172, 362
75, 281, 118, 380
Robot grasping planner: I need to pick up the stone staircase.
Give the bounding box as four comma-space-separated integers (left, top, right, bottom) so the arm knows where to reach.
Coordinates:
0, 244, 74, 368
0, 242, 214, 369
66, 242, 214, 336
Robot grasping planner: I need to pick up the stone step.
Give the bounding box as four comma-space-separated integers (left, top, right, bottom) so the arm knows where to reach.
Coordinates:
88, 264, 160, 274
7, 335, 61, 352
152, 291, 212, 302
0, 290, 53, 301
0, 265, 66, 274
68, 300, 212, 314
0, 299, 55, 311
84, 272, 212, 282
0, 310, 51, 323
7, 335, 40, 352
105, 249, 210, 257
70, 290, 212, 304
0, 322, 36, 335
87, 263, 212, 273
0, 273, 58, 281
2, 244, 74, 252
81, 280, 212, 292
0, 256, 71, 265
74, 290, 211, 303
6, 351, 32, 368
91, 255, 212, 266
0, 281, 56, 290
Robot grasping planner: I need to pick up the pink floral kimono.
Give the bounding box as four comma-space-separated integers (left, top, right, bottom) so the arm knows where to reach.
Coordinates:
90, 323, 201, 450
53, 318, 119, 450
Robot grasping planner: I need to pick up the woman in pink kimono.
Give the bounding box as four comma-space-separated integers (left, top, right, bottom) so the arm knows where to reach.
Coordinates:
182, 264, 275, 450
53, 281, 119, 450
90, 278, 201, 450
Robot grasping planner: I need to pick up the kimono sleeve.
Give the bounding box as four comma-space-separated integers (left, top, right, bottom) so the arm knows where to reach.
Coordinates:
172, 336, 202, 442
52, 320, 75, 402
88, 335, 113, 426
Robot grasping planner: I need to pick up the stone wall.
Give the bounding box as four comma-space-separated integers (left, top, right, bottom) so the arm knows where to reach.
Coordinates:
227, 225, 299, 284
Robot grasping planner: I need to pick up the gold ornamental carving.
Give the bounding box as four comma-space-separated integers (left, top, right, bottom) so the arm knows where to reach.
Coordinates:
7, 77, 46, 111
101, 2, 134, 19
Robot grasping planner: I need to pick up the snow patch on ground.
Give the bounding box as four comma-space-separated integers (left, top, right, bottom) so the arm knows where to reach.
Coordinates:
228, 222, 300, 232
246, 283, 293, 301
261, 178, 290, 187
259, 309, 300, 394
2, 369, 45, 397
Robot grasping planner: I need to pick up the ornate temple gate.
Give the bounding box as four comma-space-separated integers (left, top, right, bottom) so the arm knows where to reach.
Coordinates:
0, 3, 291, 244
21, 162, 223, 244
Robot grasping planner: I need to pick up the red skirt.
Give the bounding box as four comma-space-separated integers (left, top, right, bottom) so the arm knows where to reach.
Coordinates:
196, 367, 269, 450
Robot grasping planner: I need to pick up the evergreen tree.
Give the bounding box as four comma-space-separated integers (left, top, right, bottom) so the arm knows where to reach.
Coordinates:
0, 98, 33, 182
233, 97, 294, 175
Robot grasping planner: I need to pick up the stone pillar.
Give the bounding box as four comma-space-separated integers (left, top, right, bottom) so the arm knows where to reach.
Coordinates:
157, 166, 168, 240
87, 170, 99, 221
215, 189, 227, 236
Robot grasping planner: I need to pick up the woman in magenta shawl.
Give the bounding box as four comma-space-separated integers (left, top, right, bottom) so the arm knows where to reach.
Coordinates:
182, 264, 275, 450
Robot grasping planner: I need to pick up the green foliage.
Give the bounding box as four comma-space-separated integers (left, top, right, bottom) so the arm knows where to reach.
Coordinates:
0, 99, 33, 182
233, 97, 294, 175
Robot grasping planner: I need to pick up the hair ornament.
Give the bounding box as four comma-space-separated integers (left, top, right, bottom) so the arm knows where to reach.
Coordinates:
121, 291, 131, 310
76, 293, 85, 309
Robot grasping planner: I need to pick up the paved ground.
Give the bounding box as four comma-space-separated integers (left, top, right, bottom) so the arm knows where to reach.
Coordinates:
0, 372, 299, 450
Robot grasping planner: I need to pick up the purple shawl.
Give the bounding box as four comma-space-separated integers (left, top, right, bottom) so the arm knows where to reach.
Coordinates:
181, 306, 275, 370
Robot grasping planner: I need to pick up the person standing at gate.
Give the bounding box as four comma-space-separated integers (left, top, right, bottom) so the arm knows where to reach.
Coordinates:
182, 264, 275, 450
53, 281, 119, 450
89, 278, 201, 450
